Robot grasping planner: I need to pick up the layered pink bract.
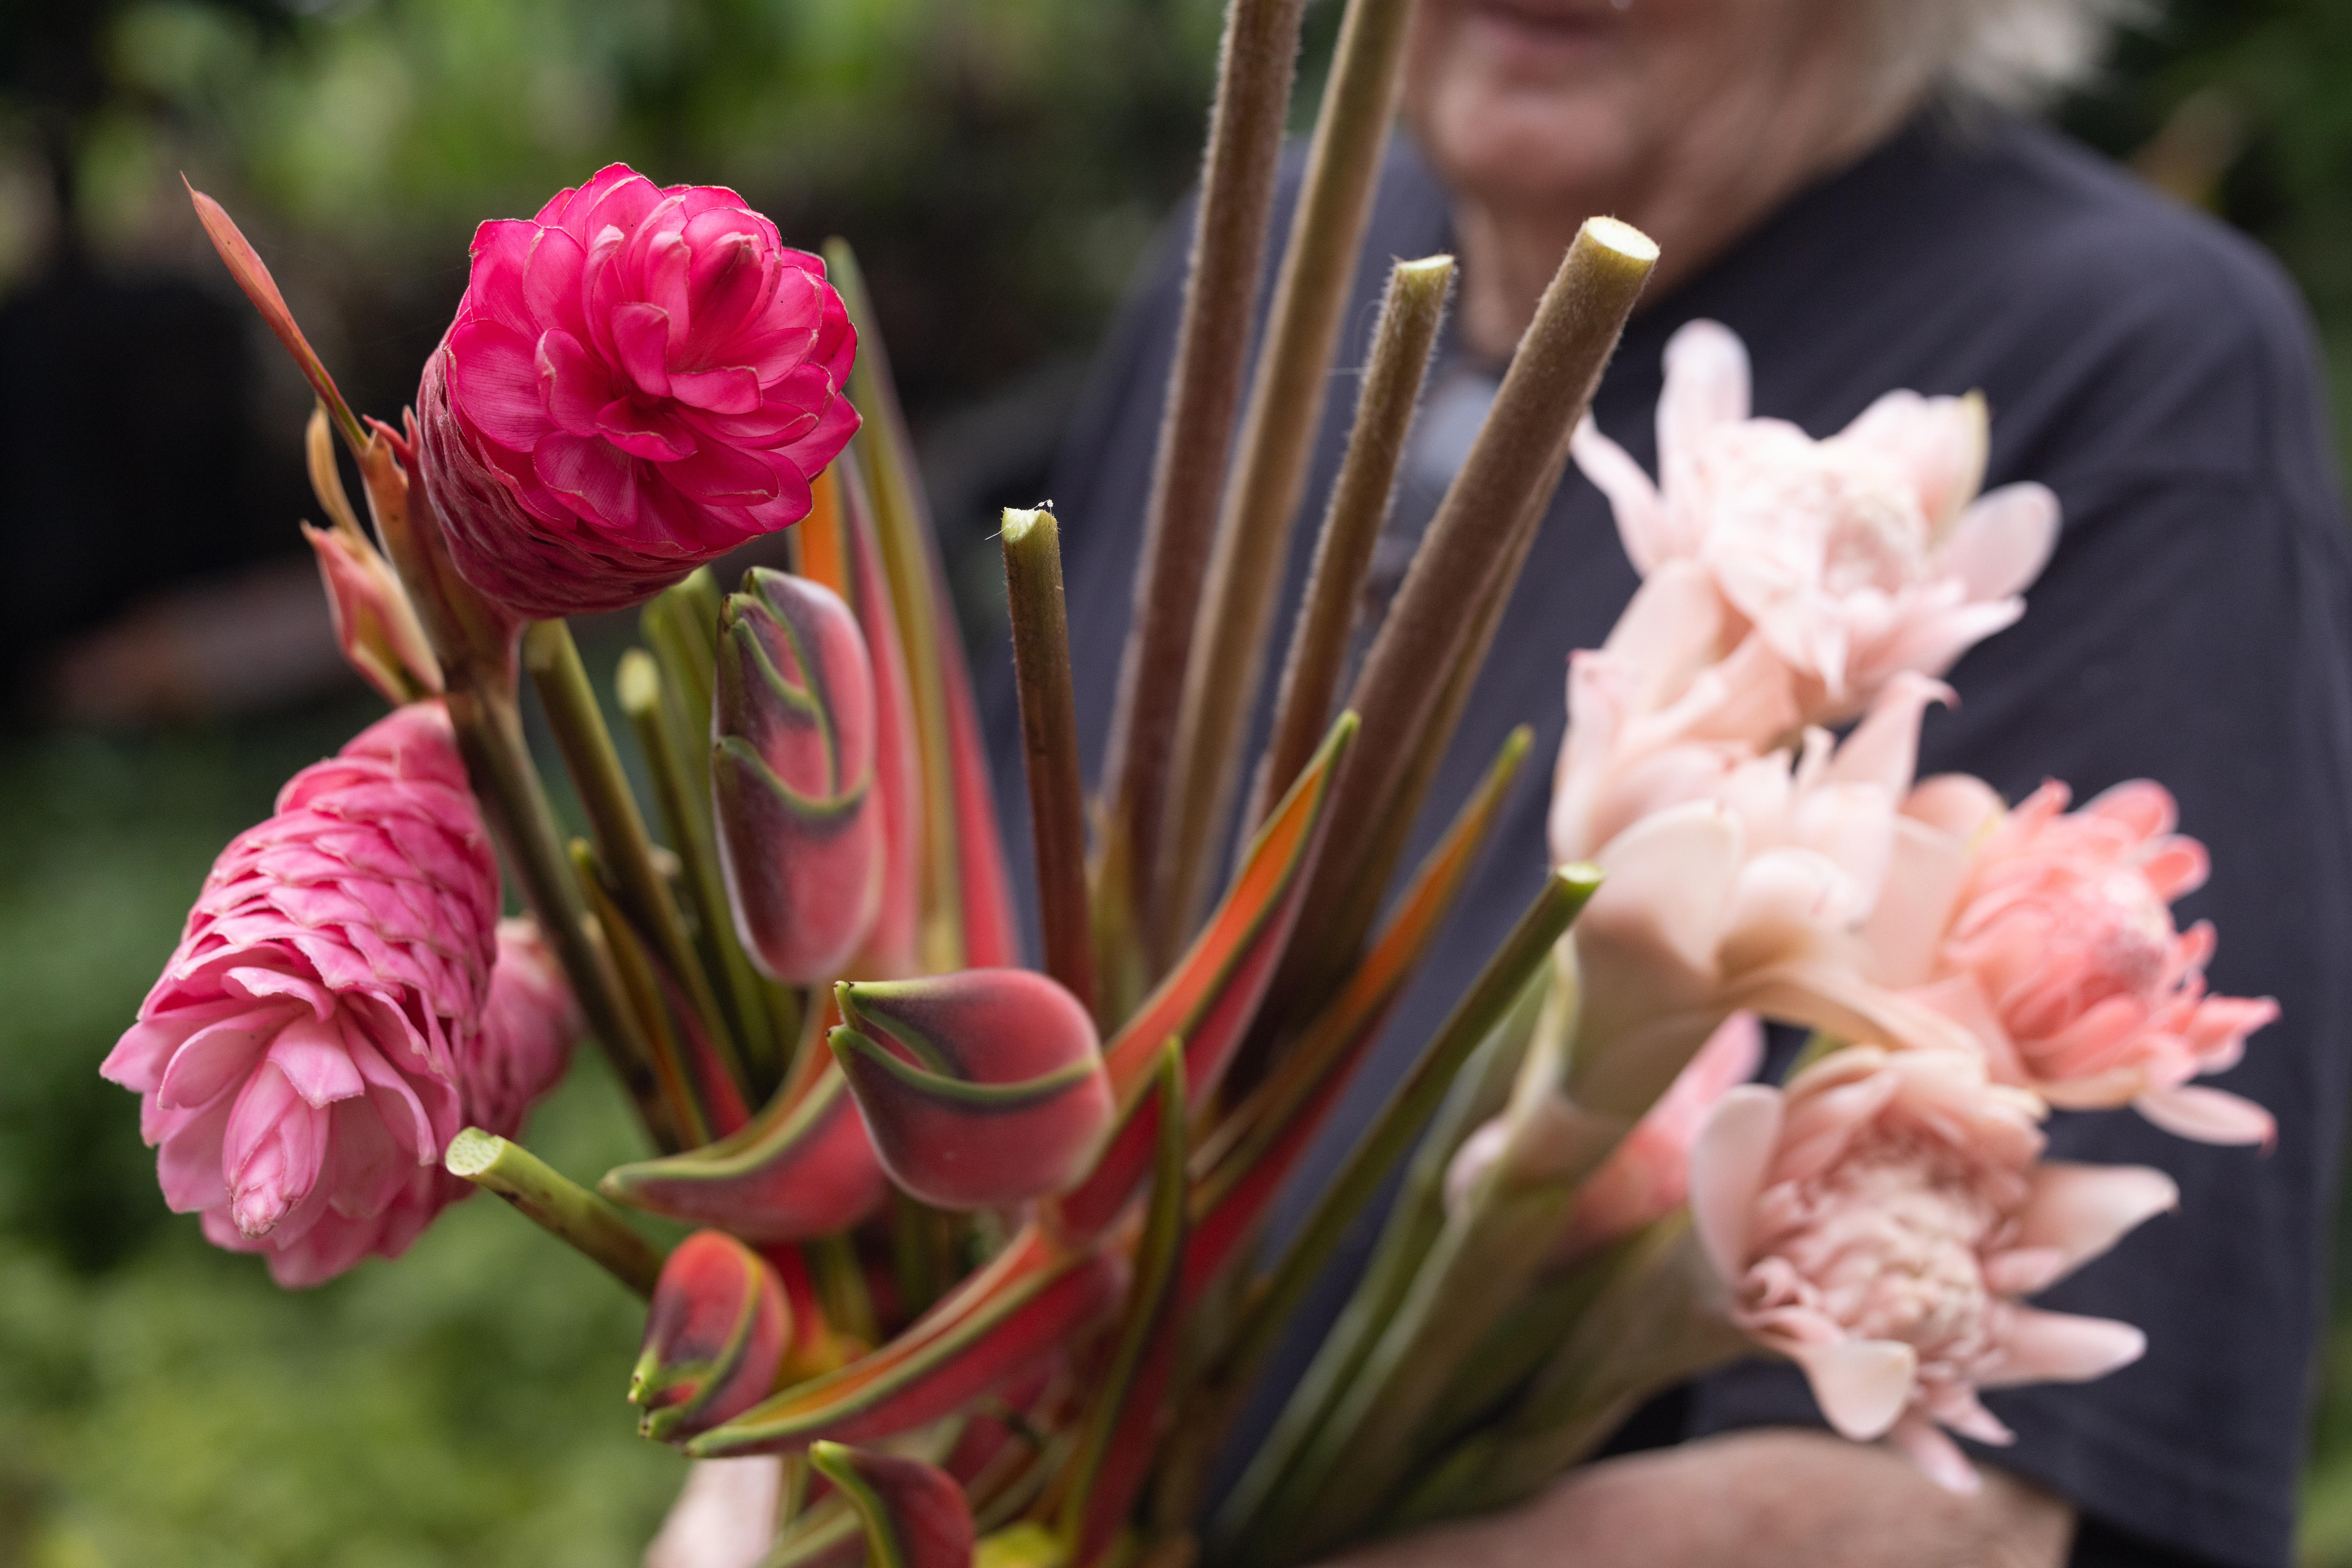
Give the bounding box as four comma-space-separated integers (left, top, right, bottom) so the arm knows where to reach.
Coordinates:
1905, 780, 2280, 1144
1572, 320, 2059, 722
1692, 1047, 2176, 1493
417, 163, 860, 617
102, 704, 569, 1287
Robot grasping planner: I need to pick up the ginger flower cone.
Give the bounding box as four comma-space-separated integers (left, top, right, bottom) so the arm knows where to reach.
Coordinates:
1690, 1045, 2177, 1493
416, 163, 860, 618
1570, 318, 2060, 724
1866, 776, 2280, 1144
100, 703, 537, 1286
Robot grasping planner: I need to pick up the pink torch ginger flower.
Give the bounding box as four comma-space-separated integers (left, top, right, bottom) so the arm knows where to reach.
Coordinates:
102, 703, 510, 1287
1572, 319, 2059, 721
417, 163, 860, 617
1691, 1046, 2176, 1493
1888, 779, 2279, 1145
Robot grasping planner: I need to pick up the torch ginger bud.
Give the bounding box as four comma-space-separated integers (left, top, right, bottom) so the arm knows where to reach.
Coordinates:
634, 1230, 792, 1443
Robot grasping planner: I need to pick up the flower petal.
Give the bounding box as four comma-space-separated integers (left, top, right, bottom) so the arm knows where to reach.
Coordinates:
1788, 1338, 1915, 1441
2017, 1161, 2177, 1276
1690, 1084, 1783, 1281
1933, 482, 2058, 603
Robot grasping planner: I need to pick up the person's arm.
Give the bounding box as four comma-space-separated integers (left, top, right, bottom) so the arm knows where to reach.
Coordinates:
1328, 1430, 2073, 1568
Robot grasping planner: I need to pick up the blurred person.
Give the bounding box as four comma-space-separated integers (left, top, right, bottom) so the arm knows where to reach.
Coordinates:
982, 1, 2352, 1566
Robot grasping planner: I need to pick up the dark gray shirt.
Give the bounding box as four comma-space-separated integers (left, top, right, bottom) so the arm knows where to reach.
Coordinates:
979, 112, 2352, 1568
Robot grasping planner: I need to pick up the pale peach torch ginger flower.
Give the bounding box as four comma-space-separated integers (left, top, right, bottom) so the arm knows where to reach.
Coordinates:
1691, 1046, 2176, 1493
417, 163, 860, 618
1571, 319, 2060, 722
1877, 776, 2280, 1145
101, 704, 573, 1287
1562, 675, 1977, 1133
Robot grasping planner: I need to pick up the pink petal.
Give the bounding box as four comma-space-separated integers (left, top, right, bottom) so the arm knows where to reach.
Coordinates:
1788, 1338, 1916, 1441
1571, 418, 1671, 573
534, 434, 643, 529
1658, 318, 1750, 455
1885, 1412, 1981, 1495
2135, 1084, 2275, 1146
465, 219, 541, 338
612, 302, 674, 397
669, 365, 763, 416
155, 1006, 283, 1110
1983, 1306, 2146, 1387
1932, 482, 2058, 602
1689, 1084, 1783, 1281
2017, 1162, 2177, 1276
522, 224, 588, 337
536, 328, 615, 437
666, 441, 786, 506
596, 397, 699, 462
266, 1010, 367, 1108
445, 321, 550, 452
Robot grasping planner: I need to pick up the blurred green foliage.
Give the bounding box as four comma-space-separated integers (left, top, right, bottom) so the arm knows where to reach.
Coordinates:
8, 1, 2352, 1564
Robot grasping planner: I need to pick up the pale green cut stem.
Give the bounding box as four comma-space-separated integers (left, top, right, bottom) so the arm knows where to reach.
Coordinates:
635, 596, 786, 1090
618, 649, 789, 1086
1213, 868, 1599, 1429
523, 619, 745, 1095
1243, 255, 1454, 843
1282, 219, 1655, 1006
1161, 0, 1430, 951
1002, 507, 1098, 1018
445, 1126, 663, 1297
1098, 0, 1309, 981
572, 839, 713, 1150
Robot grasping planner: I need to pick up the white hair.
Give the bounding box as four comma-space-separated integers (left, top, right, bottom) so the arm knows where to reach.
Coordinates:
1885, 0, 2148, 111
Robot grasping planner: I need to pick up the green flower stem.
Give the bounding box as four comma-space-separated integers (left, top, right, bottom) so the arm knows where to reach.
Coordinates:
444, 1126, 664, 1297
1165, 0, 1433, 944
1098, 0, 1310, 977
1212, 868, 1599, 1449
523, 620, 746, 1098
1206, 957, 1539, 1560
1247, 255, 1454, 841
1284, 219, 1654, 1009
572, 840, 714, 1150
358, 430, 673, 1150
617, 650, 790, 1092
1001, 507, 1098, 1018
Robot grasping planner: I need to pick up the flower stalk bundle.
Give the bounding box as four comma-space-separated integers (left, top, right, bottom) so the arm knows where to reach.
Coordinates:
112, 2, 2280, 1564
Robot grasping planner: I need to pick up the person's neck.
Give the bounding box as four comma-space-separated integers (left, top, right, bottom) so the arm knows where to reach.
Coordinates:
1451, 100, 1921, 360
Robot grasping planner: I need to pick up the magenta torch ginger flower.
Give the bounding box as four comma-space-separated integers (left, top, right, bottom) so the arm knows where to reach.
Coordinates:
416, 163, 859, 617
1881, 779, 2279, 1145
1572, 319, 2058, 721
1691, 1045, 2176, 1492
101, 703, 504, 1287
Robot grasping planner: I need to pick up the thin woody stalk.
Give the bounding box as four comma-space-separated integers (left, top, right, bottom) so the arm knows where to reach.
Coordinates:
1099, 0, 1308, 982
445, 1127, 663, 1297
572, 840, 714, 1149
522, 619, 747, 1097
1248, 254, 1454, 836
355, 435, 674, 1149
1163, 0, 1428, 949
1001, 507, 1099, 1017
1285, 219, 1655, 1006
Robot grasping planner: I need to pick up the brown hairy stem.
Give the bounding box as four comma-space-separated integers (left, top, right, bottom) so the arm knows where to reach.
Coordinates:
1161, 0, 1429, 951
1002, 508, 1099, 1018
1285, 219, 1655, 1009
1099, 0, 1309, 981
1247, 254, 1454, 842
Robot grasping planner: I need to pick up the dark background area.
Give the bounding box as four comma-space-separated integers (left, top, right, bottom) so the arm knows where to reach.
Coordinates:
2, 1, 2351, 1561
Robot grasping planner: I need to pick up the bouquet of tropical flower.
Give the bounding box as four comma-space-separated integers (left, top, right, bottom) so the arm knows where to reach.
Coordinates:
103, 1, 2278, 1565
